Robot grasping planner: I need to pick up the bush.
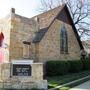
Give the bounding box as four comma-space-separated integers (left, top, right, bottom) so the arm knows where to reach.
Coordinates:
68, 60, 83, 73
82, 59, 90, 70
46, 60, 90, 76
46, 61, 70, 76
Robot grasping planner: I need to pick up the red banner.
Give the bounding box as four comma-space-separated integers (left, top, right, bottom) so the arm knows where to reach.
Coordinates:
0, 48, 4, 64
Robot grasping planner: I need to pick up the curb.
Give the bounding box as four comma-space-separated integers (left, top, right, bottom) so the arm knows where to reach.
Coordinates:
49, 75, 90, 90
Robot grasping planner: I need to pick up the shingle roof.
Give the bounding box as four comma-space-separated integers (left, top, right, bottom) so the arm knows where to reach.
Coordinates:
31, 5, 64, 29
32, 5, 65, 43
13, 5, 64, 44
33, 28, 48, 43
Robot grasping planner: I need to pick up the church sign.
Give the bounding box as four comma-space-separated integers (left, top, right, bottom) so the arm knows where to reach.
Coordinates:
13, 64, 31, 76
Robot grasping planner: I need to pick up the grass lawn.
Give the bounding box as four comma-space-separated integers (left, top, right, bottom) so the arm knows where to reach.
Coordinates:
47, 70, 90, 89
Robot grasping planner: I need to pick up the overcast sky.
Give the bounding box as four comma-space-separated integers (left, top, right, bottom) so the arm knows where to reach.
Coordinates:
0, 0, 41, 19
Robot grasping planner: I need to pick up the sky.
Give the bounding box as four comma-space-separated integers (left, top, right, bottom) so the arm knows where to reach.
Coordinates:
0, 0, 41, 19
0, 0, 89, 40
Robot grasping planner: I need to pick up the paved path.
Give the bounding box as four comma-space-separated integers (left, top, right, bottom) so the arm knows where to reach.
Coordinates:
70, 81, 90, 90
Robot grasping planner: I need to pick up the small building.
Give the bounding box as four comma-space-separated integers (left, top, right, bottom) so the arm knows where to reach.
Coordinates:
0, 4, 83, 62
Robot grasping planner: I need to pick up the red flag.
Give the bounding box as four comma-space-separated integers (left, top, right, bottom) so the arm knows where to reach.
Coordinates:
0, 32, 4, 47
0, 32, 4, 64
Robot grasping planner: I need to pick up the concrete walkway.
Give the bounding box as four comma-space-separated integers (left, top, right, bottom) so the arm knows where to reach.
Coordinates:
70, 81, 90, 90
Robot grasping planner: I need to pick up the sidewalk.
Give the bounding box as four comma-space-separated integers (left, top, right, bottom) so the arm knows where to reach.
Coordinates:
49, 76, 90, 90
70, 81, 90, 90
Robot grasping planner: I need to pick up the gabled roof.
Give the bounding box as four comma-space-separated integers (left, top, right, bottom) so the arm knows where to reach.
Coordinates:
32, 4, 83, 49
33, 27, 48, 43
33, 4, 65, 43
32, 5, 64, 29
62, 5, 83, 49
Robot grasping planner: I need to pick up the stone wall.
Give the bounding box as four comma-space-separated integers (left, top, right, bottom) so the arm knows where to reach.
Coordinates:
0, 12, 40, 62
9, 13, 36, 60
0, 10, 81, 62
0, 63, 47, 89
38, 19, 81, 62
9, 13, 81, 62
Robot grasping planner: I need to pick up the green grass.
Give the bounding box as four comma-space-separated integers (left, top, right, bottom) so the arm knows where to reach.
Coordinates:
47, 70, 90, 89
60, 87, 70, 90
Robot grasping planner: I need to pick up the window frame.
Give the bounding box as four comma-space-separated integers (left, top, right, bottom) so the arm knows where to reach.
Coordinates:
23, 42, 31, 59
60, 26, 68, 54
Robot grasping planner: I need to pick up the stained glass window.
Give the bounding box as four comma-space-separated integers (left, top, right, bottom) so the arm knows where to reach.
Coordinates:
60, 26, 68, 54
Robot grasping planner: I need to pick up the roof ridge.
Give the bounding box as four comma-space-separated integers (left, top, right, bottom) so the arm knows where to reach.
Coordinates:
30, 4, 66, 19
33, 4, 66, 43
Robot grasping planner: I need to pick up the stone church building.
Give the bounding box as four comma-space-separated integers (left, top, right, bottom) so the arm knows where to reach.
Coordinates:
0, 4, 83, 62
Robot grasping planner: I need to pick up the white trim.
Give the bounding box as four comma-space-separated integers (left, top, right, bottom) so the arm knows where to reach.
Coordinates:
11, 60, 33, 64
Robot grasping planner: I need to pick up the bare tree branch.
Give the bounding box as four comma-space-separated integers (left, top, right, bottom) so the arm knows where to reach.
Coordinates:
39, 0, 90, 39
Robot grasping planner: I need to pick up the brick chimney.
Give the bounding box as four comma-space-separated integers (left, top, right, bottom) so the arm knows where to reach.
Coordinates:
11, 8, 15, 13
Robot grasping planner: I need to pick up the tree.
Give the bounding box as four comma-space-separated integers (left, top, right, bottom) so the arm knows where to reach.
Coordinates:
39, 0, 90, 40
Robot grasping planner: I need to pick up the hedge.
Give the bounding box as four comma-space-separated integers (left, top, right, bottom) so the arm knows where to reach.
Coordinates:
82, 59, 90, 70
69, 60, 83, 73
46, 61, 70, 76
45, 59, 90, 76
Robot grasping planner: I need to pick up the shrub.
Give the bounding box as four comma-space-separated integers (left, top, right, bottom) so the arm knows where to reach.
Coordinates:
82, 59, 90, 70
46, 60, 86, 76
69, 60, 83, 73
46, 61, 70, 76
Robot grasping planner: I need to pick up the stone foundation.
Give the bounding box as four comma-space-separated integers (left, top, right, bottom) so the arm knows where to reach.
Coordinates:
0, 62, 47, 90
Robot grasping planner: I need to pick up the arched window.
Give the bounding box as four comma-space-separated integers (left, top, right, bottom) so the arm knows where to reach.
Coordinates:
60, 26, 68, 54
